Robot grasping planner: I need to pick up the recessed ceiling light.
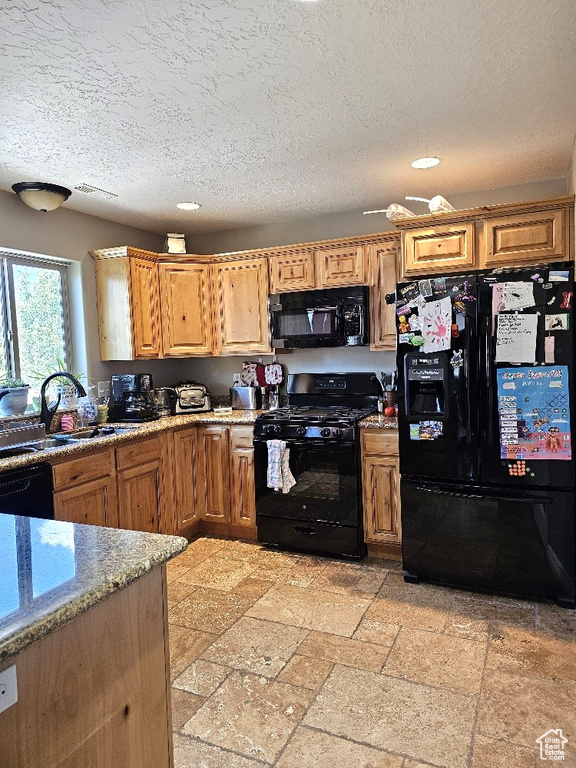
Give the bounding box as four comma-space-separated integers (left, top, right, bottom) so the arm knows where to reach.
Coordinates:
411, 157, 440, 169
177, 202, 202, 210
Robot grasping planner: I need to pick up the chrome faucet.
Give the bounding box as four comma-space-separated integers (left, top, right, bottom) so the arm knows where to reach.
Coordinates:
40, 372, 87, 433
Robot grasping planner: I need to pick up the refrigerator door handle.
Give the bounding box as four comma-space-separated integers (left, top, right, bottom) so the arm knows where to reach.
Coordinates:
483, 316, 495, 443
415, 485, 551, 504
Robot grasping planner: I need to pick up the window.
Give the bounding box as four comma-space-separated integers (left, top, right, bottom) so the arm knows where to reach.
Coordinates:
0, 251, 72, 395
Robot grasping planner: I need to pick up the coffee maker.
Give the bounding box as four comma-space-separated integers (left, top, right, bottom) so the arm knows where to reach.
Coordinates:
109, 373, 158, 422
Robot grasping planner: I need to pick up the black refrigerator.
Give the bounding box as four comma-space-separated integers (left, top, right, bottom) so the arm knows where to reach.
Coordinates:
396, 264, 575, 607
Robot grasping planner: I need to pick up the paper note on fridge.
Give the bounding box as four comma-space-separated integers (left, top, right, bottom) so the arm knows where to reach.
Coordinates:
421, 296, 452, 353
501, 282, 535, 311
495, 314, 538, 363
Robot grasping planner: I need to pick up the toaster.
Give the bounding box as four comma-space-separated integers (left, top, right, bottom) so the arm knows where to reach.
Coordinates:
230, 386, 262, 410
173, 381, 212, 413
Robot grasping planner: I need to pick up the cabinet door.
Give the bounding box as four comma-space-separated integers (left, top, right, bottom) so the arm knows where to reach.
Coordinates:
196, 426, 231, 522
483, 209, 566, 267
53, 476, 118, 527
173, 426, 199, 534
159, 263, 214, 356
214, 259, 271, 355
401, 223, 476, 277
129, 258, 161, 358
269, 253, 316, 293
117, 460, 161, 532
316, 245, 366, 287
369, 240, 399, 350
362, 455, 401, 545
230, 427, 256, 527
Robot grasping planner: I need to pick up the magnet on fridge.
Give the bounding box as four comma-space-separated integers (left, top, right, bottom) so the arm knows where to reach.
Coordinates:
409, 334, 425, 347
530, 274, 540, 282
398, 316, 410, 334
560, 291, 573, 309
432, 277, 447, 294
418, 279, 433, 298
545, 336, 555, 364
385, 292, 396, 305
542, 283, 553, 290
451, 350, 464, 369
396, 304, 411, 317
451, 323, 460, 338
399, 282, 420, 302
454, 300, 466, 314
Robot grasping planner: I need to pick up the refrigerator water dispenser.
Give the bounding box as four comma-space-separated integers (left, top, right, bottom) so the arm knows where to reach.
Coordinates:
405, 354, 448, 418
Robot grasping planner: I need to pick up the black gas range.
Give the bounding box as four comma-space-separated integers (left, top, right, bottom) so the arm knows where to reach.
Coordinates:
254, 372, 379, 559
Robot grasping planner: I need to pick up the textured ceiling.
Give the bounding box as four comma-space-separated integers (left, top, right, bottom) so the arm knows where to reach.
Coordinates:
1, 0, 576, 235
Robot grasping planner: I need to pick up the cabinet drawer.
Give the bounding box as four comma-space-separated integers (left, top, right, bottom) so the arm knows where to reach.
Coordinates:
116, 436, 162, 470
270, 254, 316, 293
52, 449, 114, 490
402, 223, 476, 276
316, 245, 366, 287
483, 209, 566, 266
361, 430, 399, 456
230, 426, 254, 449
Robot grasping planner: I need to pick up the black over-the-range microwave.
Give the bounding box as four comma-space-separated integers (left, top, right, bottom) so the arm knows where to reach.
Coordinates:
270, 286, 368, 349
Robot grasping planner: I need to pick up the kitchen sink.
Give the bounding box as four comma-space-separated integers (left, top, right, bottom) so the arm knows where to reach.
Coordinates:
51, 425, 142, 444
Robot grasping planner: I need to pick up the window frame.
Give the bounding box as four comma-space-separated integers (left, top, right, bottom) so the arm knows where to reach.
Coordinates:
0, 249, 74, 381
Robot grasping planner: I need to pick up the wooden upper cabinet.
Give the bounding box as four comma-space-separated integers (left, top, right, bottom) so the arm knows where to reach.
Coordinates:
269, 252, 316, 293
483, 209, 566, 267
159, 263, 214, 356
129, 258, 162, 358
214, 258, 271, 355
316, 245, 366, 287
402, 223, 476, 277
369, 239, 399, 350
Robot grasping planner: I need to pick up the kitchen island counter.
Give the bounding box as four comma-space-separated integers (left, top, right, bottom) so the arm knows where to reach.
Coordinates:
0, 515, 187, 767
0, 515, 186, 663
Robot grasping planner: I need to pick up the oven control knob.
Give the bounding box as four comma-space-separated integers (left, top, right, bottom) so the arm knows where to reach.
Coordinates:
273, 425, 283, 435
296, 426, 306, 436
321, 428, 331, 437
333, 428, 343, 438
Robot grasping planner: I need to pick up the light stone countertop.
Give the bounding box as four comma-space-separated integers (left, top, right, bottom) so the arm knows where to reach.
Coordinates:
0, 410, 265, 472
0, 515, 187, 664
359, 414, 398, 429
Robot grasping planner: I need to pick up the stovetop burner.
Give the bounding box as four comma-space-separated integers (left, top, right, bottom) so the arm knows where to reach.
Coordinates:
255, 404, 376, 441
257, 405, 375, 423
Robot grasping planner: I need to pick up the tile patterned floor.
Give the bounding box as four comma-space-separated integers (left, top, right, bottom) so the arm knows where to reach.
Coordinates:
166, 537, 576, 768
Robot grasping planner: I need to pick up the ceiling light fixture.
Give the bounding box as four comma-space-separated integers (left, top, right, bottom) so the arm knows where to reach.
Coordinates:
177, 202, 202, 210
411, 157, 440, 169
11, 181, 72, 212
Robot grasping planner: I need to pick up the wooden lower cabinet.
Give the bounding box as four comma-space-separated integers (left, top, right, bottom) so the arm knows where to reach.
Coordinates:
54, 476, 118, 527
230, 427, 256, 527
196, 425, 231, 522
361, 430, 401, 549
173, 426, 200, 535
117, 461, 161, 533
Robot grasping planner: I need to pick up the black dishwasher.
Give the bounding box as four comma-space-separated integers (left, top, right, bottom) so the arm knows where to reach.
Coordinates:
0, 464, 54, 519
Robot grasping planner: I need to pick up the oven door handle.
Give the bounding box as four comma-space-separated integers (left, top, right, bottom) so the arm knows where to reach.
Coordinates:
255, 439, 356, 449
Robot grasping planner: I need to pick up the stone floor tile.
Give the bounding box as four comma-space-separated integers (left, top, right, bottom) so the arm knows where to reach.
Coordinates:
297, 630, 390, 672
173, 659, 231, 696
444, 615, 491, 642
449, 592, 536, 631
173, 733, 263, 768
169, 587, 254, 634
220, 539, 266, 561
167, 578, 197, 607
276, 727, 403, 768
477, 668, 576, 755
311, 561, 388, 597
168, 624, 218, 679
303, 664, 476, 768
535, 603, 576, 640
353, 617, 401, 646
174, 537, 227, 568
246, 583, 370, 637
365, 556, 402, 571
178, 555, 258, 591
366, 579, 453, 633
170, 688, 205, 729
471, 734, 537, 768
202, 616, 308, 676
183, 670, 314, 764
166, 563, 192, 583
231, 576, 274, 600
383, 627, 486, 694
276, 654, 333, 690
487, 625, 576, 681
